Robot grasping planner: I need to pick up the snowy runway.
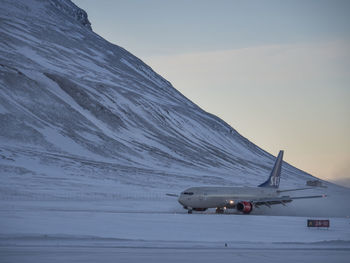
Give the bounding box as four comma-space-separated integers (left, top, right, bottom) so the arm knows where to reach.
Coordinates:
1, 200, 350, 262
2, 246, 350, 263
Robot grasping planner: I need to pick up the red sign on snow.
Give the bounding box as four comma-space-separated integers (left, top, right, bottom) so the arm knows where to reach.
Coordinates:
307, 219, 330, 228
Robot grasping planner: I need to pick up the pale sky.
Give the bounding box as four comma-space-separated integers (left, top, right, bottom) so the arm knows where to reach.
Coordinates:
73, 0, 350, 186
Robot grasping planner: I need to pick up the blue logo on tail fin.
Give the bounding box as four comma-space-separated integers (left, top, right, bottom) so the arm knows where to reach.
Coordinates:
258, 150, 284, 188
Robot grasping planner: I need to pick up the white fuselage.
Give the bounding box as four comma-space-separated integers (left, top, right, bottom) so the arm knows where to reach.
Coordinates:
178, 186, 279, 209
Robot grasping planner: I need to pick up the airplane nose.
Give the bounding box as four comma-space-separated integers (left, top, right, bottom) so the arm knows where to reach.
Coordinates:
178, 195, 185, 206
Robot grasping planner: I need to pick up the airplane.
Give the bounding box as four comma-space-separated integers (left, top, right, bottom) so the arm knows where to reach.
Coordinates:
171, 150, 326, 214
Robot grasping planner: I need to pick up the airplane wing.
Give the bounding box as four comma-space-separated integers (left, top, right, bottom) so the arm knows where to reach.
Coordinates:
277, 188, 312, 193
251, 194, 326, 208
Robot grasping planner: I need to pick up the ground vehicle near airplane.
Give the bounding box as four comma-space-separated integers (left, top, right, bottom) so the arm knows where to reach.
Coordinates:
175, 151, 326, 214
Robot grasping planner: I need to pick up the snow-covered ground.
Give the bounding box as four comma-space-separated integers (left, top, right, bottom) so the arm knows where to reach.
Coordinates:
2, 247, 350, 263
1, 200, 350, 263
1, 1, 350, 262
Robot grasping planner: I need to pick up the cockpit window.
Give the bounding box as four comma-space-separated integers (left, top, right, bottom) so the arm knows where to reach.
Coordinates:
183, 192, 194, 195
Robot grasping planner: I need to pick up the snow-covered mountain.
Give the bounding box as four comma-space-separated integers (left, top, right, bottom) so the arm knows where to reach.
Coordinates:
0, 0, 345, 209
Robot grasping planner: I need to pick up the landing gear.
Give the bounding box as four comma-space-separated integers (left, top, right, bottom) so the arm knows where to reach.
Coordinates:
186, 208, 207, 214
215, 207, 225, 214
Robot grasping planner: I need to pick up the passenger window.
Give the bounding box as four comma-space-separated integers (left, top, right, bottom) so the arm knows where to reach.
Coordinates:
183, 192, 194, 195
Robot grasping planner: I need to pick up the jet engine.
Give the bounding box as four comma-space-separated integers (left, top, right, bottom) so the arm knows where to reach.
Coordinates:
236, 201, 253, 214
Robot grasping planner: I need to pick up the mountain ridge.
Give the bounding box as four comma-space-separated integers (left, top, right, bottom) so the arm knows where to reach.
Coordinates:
0, 0, 324, 202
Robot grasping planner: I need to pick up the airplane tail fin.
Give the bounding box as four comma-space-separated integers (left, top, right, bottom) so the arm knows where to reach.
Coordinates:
258, 150, 284, 188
